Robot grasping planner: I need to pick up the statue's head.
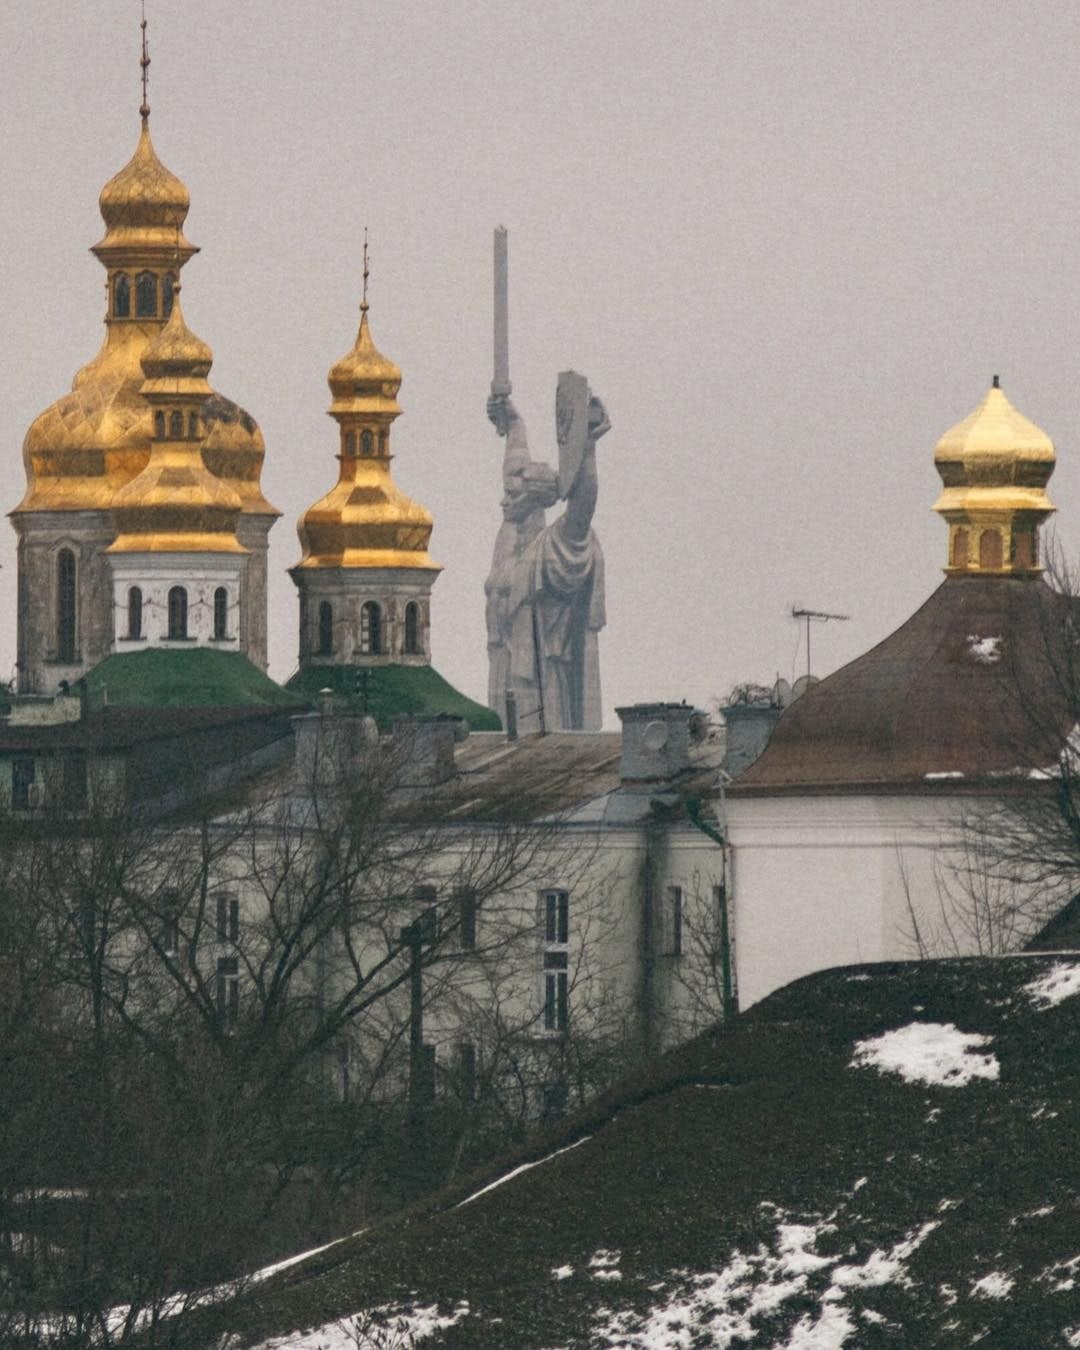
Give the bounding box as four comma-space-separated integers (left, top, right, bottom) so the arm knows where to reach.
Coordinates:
502, 454, 559, 522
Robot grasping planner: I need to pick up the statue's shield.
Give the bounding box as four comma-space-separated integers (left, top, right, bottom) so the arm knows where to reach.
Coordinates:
556, 370, 590, 499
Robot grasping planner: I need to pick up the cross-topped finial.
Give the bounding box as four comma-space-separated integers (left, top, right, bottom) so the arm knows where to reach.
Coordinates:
361, 228, 370, 314
139, 3, 151, 124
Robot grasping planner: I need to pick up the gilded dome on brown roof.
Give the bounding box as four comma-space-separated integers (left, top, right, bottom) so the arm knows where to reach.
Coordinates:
933, 381, 1056, 576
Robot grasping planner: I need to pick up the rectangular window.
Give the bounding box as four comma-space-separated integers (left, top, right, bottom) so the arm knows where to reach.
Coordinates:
540, 889, 570, 1032
11, 758, 35, 812
457, 1041, 477, 1103
544, 889, 569, 946
216, 955, 239, 1027
62, 752, 87, 812
216, 894, 239, 944
663, 885, 684, 957
457, 888, 477, 950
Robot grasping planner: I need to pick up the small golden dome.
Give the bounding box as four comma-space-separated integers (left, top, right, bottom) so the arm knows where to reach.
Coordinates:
140, 294, 213, 388
934, 381, 1055, 470
933, 380, 1055, 576
94, 121, 196, 258
327, 309, 403, 418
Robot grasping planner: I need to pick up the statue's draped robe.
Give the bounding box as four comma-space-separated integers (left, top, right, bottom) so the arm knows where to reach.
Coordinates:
486, 513, 605, 732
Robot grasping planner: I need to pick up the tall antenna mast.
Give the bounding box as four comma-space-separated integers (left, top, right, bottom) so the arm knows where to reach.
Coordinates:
791, 607, 850, 681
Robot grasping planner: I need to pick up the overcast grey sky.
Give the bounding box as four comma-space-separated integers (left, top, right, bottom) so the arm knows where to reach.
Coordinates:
4, 1, 1080, 719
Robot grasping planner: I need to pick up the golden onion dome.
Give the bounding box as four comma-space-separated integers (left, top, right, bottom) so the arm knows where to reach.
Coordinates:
933, 380, 1055, 511
296, 304, 439, 570
933, 379, 1055, 575
108, 452, 246, 555
295, 467, 440, 570
140, 294, 213, 388
93, 121, 196, 261
15, 112, 277, 522
327, 308, 403, 418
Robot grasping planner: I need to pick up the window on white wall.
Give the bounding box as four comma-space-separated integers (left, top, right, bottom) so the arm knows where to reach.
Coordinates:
662, 885, 683, 957
541, 888, 569, 1033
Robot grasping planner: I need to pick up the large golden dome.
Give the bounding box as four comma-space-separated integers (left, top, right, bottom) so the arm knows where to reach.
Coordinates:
295, 304, 439, 570
933, 379, 1055, 575
13, 115, 277, 523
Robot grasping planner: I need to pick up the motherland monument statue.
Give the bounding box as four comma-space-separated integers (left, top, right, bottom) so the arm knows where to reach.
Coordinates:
485, 227, 609, 733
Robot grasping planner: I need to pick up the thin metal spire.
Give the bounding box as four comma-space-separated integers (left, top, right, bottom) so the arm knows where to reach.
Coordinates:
361, 228, 370, 314
140, 2, 151, 125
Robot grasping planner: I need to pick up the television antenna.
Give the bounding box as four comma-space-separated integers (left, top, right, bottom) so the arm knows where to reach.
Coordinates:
791, 607, 850, 681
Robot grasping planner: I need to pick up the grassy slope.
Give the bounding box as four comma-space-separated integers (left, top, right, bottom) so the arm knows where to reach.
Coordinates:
191, 956, 1080, 1348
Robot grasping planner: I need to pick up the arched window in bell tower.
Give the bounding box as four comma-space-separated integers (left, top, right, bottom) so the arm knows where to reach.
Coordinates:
404, 602, 421, 655
360, 601, 381, 655
168, 587, 188, 640
154, 411, 166, 439
127, 587, 143, 640
317, 601, 333, 656
136, 271, 157, 318
979, 529, 1003, 570
56, 549, 77, 663
951, 528, 969, 569
361, 430, 373, 457
344, 430, 356, 457
188, 412, 199, 439
163, 274, 176, 318
213, 587, 228, 640
113, 273, 131, 318
169, 410, 184, 439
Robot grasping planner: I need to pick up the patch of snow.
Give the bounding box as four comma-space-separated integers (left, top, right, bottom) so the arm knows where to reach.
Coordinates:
924, 770, 964, 779
830, 1222, 938, 1289
782, 1304, 856, 1348
970, 1272, 1014, 1300
455, 1135, 591, 1208
851, 1177, 868, 1193
551, 1265, 574, 1280
966, 634, 1003, 664
846, 974, 871, 981
1023, 962, 1080, 1010
851, 1023, 999, 1087
1009, 1205, 1054, 1226
592, 1212, 935, 1349
251, 1300, 469, 1349
925, 1108, 942, 1124
1065, 1327, 1080, 1348
861, 1308, 886, 1325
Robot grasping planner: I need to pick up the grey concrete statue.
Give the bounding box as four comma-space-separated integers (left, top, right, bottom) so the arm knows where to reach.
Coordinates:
485, 382, 609, 733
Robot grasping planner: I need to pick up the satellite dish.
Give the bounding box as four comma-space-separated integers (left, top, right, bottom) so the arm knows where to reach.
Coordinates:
772, 677, 793, 708
790, 674, 820, 703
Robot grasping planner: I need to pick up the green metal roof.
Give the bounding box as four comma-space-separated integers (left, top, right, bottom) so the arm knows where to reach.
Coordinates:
285, 663, 501, 731
82, 648, 307, 710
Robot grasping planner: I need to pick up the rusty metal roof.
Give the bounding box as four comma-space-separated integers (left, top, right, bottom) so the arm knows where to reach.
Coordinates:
732, 576, 1073, 793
